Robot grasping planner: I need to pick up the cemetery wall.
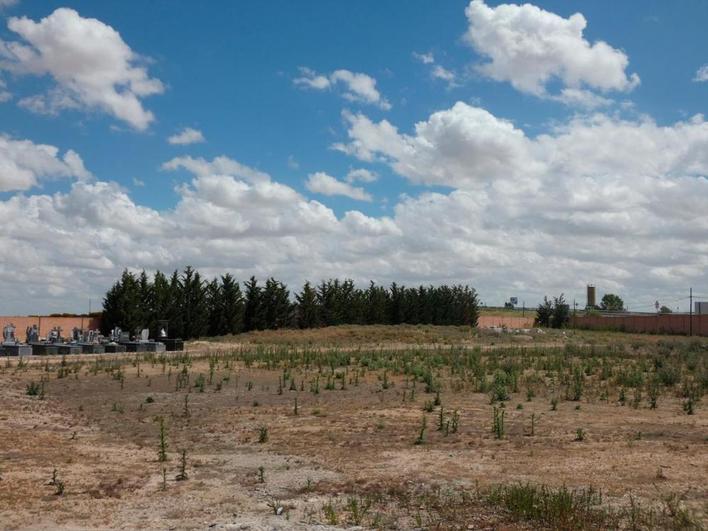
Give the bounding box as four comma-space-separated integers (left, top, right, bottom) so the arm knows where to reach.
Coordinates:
0, 315, 102, 338
1, 313, 534, 338
477, 315, 535, 328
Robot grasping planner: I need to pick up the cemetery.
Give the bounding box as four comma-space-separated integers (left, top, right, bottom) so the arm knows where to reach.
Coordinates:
0, 319, 184, 357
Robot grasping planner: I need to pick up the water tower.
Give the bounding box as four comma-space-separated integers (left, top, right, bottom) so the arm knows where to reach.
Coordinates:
586, 285, 596, 308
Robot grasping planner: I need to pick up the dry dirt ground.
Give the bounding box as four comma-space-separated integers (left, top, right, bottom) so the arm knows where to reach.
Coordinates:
0, 326, 706, 530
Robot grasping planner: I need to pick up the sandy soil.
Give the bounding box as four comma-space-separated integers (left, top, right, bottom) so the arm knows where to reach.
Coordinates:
0, 332, 706, 530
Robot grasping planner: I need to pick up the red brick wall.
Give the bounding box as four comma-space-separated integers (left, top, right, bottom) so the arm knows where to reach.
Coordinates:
573, 314, 708, 336
0, 316, 102, 341
478, 315, 535, 328
4, 314, 532, 336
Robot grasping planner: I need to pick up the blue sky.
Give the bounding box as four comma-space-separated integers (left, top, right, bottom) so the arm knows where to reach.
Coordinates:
0, 0, 707, 313
3, 0, 705, 213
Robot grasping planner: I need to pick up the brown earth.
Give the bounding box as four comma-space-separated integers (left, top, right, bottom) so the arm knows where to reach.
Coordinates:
0, 327, 706, 530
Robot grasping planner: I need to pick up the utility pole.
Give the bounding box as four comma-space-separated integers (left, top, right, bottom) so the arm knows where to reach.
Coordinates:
689, 287, 693, 337
573, 299, 578, 327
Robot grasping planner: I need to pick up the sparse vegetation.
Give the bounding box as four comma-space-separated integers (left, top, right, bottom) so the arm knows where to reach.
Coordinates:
258, 425, 269, 443
414, 414, 427, 445
26, 381, 41, 396
157, 417, 168, 462
1, 325, 706, 528
48, 469, 65, 496
175, 449, 188, 481
492, 406, 505, 439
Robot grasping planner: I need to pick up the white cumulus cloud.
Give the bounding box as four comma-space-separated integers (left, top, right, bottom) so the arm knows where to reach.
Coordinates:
2, 71, 708, 316
0, 127, 706, 315
431, 65, 456, 84
412, 52, 435, 65
551, 88, 613, 109
168, 127, 206, 145
0, 133, 91, 192
294, 67, 391, 110
162, 155, 270, 184
345, 168, 378, 183
338, 103, 708, 193
464, 0, 639, 104
0, 8, 164, 130
306, 171, 372, 201
694, 64, 708, 82
413, 51, 458, 87
335, 104, 536, 189
332, 102, 708, 305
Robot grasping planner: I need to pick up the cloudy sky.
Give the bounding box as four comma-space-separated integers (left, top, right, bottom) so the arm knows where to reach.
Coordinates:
0, 0, 707, 314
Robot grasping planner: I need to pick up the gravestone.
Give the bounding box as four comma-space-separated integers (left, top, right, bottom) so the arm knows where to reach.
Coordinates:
75, 328, 105, 354
117, 327, 147, 352
47, 327, 62, 344
3, 324, 16, 343
2, 323, 32, 356
138, 327, 165, 353
26, 325, 39, 344
104, 327, 127, 353
44, 325, 80, 354
155, 319, 184, 352
27, 324, 58, 355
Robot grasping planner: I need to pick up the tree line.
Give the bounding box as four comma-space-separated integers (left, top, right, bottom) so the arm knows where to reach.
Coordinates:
535, 291, 628, 328
102, 267, 480, 339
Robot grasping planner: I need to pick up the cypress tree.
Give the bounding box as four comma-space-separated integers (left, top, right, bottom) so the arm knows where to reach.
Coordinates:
167, 270, 184, 339
243, 276, 262, 331
206, 277, 222, 337
137, 270, 154, 333
317, 279, 339, 326
365, 281, 389, 324
101, 280, 122, 334
418, 285, 433, 324
181, 266, 208, 339
220, 274, 244, 335
261, 277, 291, 329
388, 282, 405, 325
104, 270, 142, 336
152, 270, 171, 336
296, 281, 319, 328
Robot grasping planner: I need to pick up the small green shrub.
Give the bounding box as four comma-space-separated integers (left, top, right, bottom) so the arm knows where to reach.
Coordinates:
26, 381, 41, 396
175, 449, 188, 481
492, 406, 505, 439
414, 414, 427, 445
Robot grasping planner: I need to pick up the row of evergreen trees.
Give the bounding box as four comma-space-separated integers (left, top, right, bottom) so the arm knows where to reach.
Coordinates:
102, 267, 480, 339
